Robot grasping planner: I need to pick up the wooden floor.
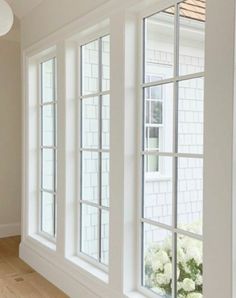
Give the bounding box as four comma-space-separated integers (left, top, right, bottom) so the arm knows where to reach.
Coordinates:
0, 237, 68, 297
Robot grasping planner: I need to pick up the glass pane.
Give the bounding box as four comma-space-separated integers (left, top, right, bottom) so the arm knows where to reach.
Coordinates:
178, 78, 204, 154
42, 149, 54, 191
81, 204, 98, 260
144, 83, 173, 152
144, 156, 173, 226
177, 235, 203, 298
42, 104, 55, 147
102, 35, 110, 92
151, 101, 163, 124
179, 0, 205, 76
102, 153, 109, 207
81, 152, 98, 203
41, 59, 55, 103
102, 95, 110, 149
143, 223, 172, 297
82, 97, 99, 149
145, 127, 160, 151
41, 192, 55, 236
145, 7, 175, 83
101, 210, 109, 265
177, 158, 203, 235
82, 40, 99, 95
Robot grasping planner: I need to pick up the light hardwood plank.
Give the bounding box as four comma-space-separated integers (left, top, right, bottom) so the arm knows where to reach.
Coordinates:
0, 237, 68, 298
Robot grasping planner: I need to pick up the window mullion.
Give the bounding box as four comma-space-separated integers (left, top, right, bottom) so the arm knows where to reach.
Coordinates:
79, 90, 110, 99
171, 3, 180, 298
53, 58, 57, 238
98, 37, 103, 263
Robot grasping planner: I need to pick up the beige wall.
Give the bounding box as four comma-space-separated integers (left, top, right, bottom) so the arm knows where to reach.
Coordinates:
0, 21, 21, 237
21, 0, 108, 48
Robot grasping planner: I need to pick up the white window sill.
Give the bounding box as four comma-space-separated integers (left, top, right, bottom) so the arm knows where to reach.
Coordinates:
145, 174, 171, 182
126, 288, 163, 298
125, 291, 147, 298
67, 255, 108, 284
27, 234, 56, 251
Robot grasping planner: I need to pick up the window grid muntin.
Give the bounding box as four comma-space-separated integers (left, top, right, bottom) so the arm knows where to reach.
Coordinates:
39, 57, 57, 239
79, 35, 110, 267
141, 2, 204, 297
144, 81, 164, 171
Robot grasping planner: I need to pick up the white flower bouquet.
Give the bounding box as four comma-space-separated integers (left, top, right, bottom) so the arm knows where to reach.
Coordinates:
145, 233, 202, 298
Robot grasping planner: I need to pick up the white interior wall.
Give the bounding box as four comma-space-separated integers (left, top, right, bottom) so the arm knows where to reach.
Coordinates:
0, 20, 21, 237
21, 0, 109, 49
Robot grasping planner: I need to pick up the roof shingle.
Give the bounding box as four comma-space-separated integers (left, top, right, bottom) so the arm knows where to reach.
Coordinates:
166, 0, 206, 22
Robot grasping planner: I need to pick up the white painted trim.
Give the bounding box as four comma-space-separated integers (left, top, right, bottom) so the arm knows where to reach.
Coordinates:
0, 223, 21, 238
20, 241, 97, 298
233, 0, 236, 295
20, 239, 122, 298
21, 0, 133, 51
204, 0, 235, 297
21, 0, 177, 53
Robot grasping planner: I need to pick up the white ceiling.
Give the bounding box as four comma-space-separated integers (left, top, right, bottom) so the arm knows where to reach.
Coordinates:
6, 0, 43, 19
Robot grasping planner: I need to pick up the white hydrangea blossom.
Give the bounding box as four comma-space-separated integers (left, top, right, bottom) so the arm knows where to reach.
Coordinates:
186, 246, 202, 266
195, 274, 203, 286
145, 222, 202, 297
152, 258, 163, 271
182, 278, 196, 292
177, 282, 183, 291
187, 293, 203, 298
177, 247, 186, 263
163, 263, 172, 282
156, 273, 169, 285
182, 262, 191, 274
155, 250, 170, 265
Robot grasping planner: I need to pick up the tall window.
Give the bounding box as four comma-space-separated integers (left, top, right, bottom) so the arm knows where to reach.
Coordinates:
40, 57, 57, 239
141, 1, 205, 297
79, 35, 110, 266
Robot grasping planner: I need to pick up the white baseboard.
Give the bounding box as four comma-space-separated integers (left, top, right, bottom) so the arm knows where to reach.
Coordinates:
20, 241, 103, 298
20, 239, 134, 298
0, 223, 21, 238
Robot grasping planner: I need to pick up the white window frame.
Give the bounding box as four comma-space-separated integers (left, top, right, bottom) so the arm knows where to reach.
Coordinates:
138, 2, 204, 297
76, 30, 110, 272
38, 53, 57, 243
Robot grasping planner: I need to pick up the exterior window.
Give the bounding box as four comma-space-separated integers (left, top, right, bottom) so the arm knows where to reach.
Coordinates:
145, 76, 163, 172
80, 35, 110, 266
40, 57, 57, 238
141, 1, 205, 297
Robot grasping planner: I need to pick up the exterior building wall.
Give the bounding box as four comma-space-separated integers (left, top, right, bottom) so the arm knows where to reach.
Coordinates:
144, 33, 204, 242
80, 27, 204, 253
